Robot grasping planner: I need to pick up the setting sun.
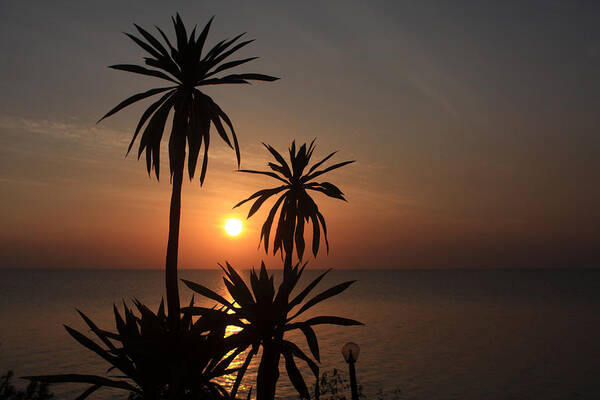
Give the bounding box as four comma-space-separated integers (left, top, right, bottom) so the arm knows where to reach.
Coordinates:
224, 218, 243, 237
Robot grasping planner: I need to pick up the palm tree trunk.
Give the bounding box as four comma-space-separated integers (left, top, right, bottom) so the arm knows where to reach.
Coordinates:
257, 339, 281, 400
284, 251, 293, 269
165, 147, 185, 331
257, 250, 293, 400
283, 250, 293, 285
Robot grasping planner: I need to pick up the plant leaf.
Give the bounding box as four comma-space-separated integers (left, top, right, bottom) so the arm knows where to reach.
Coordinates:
98, 86, 173, 122
283, 350, 310, 399
302, 160, 355, 183
263, 143, 292, 178
299, 325, 320, 362
238, 169, 288, 184
182, 279, 234, 310
210, 101, 241, 168
282, 340, 319, 378
76, 309, 117, 351
109, 64, 178, 83
230, 346, 257, 399
220, 73, 279, 82
289, 281, 356, 320
287, 316, 364, 329
307, 151, 337, 175
134, 24, 170, 56
288, 269, 331, 310
127, 90, 174, 156
205, 57, 258, 78
260, 193, 286, 254
233, 186, 287, 210
23, 374, 138, 392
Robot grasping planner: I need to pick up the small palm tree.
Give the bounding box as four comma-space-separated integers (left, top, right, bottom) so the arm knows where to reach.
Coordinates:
212, 140, 356, 399
183, 262, 362, 400
234, 140, 354, 268
98, 14, 278, 328
25, 300, 241, 399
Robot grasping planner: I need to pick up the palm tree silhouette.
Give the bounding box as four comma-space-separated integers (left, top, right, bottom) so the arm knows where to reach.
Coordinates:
231, 140, 354, 399
183, 261, 362, 400
98, 14, 278, 328
234, 140, 354, 268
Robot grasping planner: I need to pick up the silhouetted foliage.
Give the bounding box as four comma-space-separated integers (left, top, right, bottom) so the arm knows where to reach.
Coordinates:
312, 369, 402, 400
24, 299, 240, 400
183, 262, 362, 400
234, 141, 354, 265
0, 371, 53, 400
97, 13, 278, 327
314, 369, 365, 400
98, 13, 278, 182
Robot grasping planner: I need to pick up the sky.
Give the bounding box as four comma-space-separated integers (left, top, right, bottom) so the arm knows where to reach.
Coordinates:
1, 0, 599, 269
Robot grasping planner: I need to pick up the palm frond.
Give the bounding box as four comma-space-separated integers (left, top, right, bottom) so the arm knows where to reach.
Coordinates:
287, 281, 356, 321
235, 141, 353, 261
98, 87, 174, 123
302, 160, 355, 183
109, 64, 178, 83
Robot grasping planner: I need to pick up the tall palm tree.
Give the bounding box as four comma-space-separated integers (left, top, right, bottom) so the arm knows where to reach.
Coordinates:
98, 14, 278, 329
234, 140, 354, 268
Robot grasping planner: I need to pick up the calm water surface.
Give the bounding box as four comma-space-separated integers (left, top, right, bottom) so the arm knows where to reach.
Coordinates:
1, 268, 600, 399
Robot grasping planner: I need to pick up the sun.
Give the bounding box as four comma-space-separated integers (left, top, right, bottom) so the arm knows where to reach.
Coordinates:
224, 218, 243, 237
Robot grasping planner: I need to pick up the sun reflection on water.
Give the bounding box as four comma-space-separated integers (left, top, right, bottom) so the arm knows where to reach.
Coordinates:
215, 324, 254, 395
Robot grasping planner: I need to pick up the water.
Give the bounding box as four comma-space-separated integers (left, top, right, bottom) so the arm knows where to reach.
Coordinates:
1, 268, 600, 399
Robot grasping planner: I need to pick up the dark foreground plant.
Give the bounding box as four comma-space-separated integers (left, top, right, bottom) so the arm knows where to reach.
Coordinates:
1, 371, 53, 400
314, 368, 364, 400
24, 300, 240, 400
234, 140, 354, 267
313, 369, 403, 400
98, 13, 278, 328
183, 262, 362, 400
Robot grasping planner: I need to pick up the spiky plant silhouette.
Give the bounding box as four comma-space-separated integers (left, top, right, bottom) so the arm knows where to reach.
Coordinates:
24, 300, 241, 399
234, 140, 354, 268
183, 262, 362, 400
97, 14, 278, 328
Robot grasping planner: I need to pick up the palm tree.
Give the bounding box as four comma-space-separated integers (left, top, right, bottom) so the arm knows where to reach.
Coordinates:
234, 140, 354, 268
98, 14, 278, 329
183, 261, 362, 400
227, 140, 355, 399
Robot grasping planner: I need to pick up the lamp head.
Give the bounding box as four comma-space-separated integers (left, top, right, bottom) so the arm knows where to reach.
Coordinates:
342, 342, 360, 363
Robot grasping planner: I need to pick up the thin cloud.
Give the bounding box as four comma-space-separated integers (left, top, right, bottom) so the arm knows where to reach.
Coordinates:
0, 115, 129, 149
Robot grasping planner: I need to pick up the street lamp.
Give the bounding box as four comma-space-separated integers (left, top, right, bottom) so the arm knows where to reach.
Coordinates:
341, 342, 360, 400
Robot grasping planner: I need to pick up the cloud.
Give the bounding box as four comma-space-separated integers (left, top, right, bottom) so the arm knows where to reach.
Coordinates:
0, 115, 133, 170
0, 176, 50, 187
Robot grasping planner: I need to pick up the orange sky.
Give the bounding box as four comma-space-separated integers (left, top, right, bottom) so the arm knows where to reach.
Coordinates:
1, 1, 599, 269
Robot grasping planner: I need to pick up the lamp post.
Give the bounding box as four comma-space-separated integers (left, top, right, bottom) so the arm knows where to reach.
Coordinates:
341, 342, 360, 400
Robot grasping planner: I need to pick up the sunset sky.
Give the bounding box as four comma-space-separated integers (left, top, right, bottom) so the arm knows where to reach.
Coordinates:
1, 1, 599, 269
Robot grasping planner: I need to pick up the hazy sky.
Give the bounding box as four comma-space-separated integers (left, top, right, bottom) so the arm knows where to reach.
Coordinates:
1, 0, 599, 269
